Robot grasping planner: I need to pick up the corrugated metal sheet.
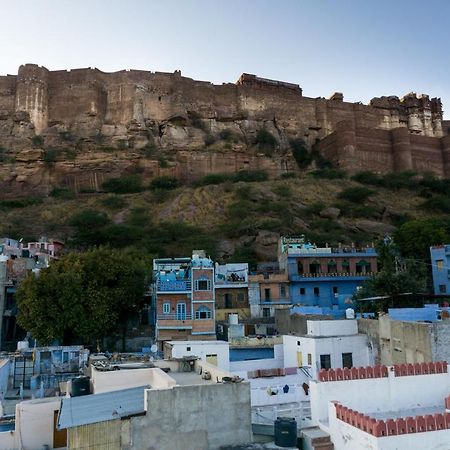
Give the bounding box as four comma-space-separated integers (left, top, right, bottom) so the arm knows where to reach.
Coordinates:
69, 420, 122, 450
58, 385, 148, 429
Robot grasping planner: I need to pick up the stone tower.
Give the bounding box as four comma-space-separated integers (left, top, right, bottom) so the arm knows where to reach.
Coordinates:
15, 64, 49, 134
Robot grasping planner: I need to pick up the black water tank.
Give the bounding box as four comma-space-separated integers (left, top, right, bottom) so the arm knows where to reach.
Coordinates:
71, 376, 90, 397
274, 417, 297, 448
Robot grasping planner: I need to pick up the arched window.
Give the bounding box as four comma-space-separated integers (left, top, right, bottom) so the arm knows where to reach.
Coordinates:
327, 260, 337, 273
195, 306, 212, 320
309, 260, 321, 275
356, 260, 370, 274
342, 260, 350, 273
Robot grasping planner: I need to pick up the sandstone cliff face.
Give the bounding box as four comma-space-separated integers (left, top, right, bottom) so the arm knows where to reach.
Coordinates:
0, 65, 448, 196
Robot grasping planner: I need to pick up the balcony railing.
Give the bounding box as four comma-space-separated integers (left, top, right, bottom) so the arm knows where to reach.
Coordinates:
294, 271, 376, 278
157, 314, 193, 321
156, 280, 191, 292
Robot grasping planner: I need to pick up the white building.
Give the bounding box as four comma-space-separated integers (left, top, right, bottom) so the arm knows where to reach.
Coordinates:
163, 340, 230, 371
283, 319, 373, 379
310, 361, 450, 449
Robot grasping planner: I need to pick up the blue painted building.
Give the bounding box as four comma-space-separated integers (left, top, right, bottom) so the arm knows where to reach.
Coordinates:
278, 236, 378, 310
430, 245, 450, 295
388, 304, 450, 322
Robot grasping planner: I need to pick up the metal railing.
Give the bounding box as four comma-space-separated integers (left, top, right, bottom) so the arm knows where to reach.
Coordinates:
295, 271, 376, 278
157, 314, 193, 321
156, 280, 192, 292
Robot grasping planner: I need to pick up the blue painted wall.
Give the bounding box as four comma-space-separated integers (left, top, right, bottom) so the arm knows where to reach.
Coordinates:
430, 246, 450, 295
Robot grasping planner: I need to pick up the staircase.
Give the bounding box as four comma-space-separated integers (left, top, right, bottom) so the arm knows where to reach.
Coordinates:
301, 427, 334, 450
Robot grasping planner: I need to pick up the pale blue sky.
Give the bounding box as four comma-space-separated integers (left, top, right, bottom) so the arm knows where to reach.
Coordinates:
1, 0, 449, 116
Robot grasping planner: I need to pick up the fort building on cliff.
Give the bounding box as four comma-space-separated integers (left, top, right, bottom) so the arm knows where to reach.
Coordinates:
1, 64, 450, 187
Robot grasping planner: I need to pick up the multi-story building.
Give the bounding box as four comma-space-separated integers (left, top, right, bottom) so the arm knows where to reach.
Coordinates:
214, 263, 249, 321
248, 263, 290, 318
430, 244, 450, 295
278, 236, 378, 310
153, 250, 216, 349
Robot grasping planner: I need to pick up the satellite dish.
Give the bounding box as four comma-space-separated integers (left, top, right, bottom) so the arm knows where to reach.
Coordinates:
150, 344, 157, 353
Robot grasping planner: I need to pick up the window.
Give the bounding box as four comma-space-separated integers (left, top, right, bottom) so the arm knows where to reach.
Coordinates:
356, 260, 370, 274
307, 353, 312, 365
297, 261, 304, 274
195, 306, 212, 320
224, 293, 233, 308
320, 354, 331, 370
437, 259, 444, 270
237, 292, 245, 302
280, 284, 286, 298
264, 288, 271, 301
342, 260, 350, 273
262, 307, 271, 317
297, 341, 301, 346
163, 303, 170, 314
186, 347, 191, 351
300, 287, 305, 295
332, 286, 338, 295
195, 278, 211, 291
314, 287, 320, 296
327, 260, 337, 273
309, 261, 320, 274
439, 284, 447, 293
342, 352, 353, 369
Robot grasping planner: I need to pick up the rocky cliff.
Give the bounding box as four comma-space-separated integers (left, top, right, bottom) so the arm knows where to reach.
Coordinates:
0, 64, 448, 196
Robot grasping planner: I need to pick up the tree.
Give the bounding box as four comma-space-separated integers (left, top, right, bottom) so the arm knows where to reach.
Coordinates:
355, 239, 427, 308
16, 247, 149, 348
394, 218, 450, 262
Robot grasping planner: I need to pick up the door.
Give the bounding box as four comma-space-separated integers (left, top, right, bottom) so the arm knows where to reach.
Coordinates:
297, 351, 303, 367
14, 355, 34, 389
206, 354, 218, 366
176, 303, 186, 320
53, 410, 67, 448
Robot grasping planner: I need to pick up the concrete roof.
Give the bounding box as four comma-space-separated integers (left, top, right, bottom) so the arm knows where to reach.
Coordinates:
58, 385, 148, 429
166, 340, 228, 346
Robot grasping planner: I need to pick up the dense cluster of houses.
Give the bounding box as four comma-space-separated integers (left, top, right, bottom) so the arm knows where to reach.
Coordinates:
0, 236, 448, 448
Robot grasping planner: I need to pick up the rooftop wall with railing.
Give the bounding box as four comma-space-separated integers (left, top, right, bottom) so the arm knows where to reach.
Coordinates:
334, 402, 450, 437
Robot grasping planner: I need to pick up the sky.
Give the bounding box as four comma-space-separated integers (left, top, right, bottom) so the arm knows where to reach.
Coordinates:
1, 0, 449, 116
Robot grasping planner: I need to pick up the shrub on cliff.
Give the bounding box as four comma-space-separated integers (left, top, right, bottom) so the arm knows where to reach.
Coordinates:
290, 138, 312, 168
421, 196, 450, 214
149, 176, 179, 190
337, 186, 376, 203
219, 129, 241, 143
309, 168, 347, 179
233, 170, 269, 183
194, 173, 233, 186
255, 128, 277, 155
43, 148, 59, 164
102, 175, 144, 194
351, 171, 383, 185
31, 135, 44, 147
50, 187, 76, 200
0, 197, 43, 209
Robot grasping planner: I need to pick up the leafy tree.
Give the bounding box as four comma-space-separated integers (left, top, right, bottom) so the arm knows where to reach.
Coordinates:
337, 186, 375, 203
102, 175, 143, 194
355, 239, 427, 305
394, 218, 450, 262
69, 209, 111, 248
16, 248, 148, 348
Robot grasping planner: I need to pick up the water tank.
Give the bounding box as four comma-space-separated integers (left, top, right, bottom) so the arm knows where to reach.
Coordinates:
274, 417, 297, 447
228, 313, 239, 325
71, 376, 90, 397
17, 341, 29, 352
345, 308, 355, 319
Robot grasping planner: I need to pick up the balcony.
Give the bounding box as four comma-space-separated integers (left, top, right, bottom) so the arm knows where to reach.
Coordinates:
156, 280, 192, 292
290, 272, 376, 282
157, 314, 193, 321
